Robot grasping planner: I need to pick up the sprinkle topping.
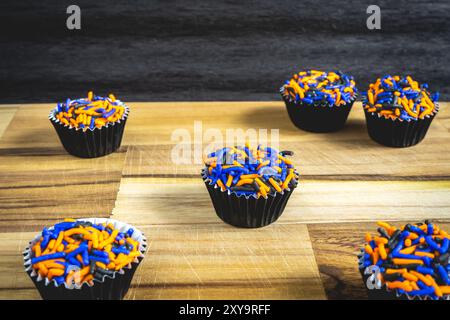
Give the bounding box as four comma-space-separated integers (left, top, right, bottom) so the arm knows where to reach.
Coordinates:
281, 70, 357, 107
203, 144, 299, 198
53, 91, 127, 130
362, 220, 450, 299
29, 219, 142, 287
363, 75, 439, 121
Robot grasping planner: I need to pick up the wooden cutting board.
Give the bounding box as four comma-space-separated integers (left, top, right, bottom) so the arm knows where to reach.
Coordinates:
0, 101, 449, 299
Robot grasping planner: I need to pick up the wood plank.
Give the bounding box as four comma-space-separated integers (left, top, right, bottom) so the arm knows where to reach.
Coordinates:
0, 232, 39, 300
8, 102, 447, 149
0, 149, 127, 232
0, 105, 60, 149
0, 225, 325, 300
0, 105, 128, 231
121, 102, 450, 178
439, 106, 450, 132
112, 177, 450, 226
0, 107, 18, 139
122, 224, 325, 300
0, 101, 449, 300
123, 139, 450, 178
308, 221, 450, 300
123, 101, 449, 146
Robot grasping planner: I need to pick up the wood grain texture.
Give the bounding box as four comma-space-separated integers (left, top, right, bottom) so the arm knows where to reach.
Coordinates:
0, 104, 66, 149
0, 105, 127, 231
308, 221, 450, 300
0, 101, 449, 299
123, 102, 450, 177
0, 107, 17, 139
0, 232, 39, 300
121, 224, 325, 300
123, 101, 450, 147
113, 178, 450, 226
0, 150, 126, 231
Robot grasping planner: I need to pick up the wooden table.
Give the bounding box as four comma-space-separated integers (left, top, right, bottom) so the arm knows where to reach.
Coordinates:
0, 101, 449, 300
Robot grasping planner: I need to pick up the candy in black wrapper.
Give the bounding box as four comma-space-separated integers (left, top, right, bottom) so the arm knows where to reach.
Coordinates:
358, 250, 397, 300
364, 107, 438, 148
280, 70, 358, 133
202, 169, 296, 228
282, 92, 357, 133
357, 250, 433, 300
25, 259, 143, 300
357, 219, 450, 300
362, 75, 439, 148
49, 107, 129, 158
23, 218, 146, 300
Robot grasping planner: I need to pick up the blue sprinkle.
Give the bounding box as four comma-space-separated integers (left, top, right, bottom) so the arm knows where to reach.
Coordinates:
89, 117, 95, 130
31, 252, 66, 264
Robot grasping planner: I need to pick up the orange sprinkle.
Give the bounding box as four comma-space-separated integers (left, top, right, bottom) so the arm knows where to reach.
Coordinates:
392, 258, 423, 265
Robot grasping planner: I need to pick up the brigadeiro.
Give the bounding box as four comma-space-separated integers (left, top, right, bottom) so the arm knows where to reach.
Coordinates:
23, 218, 146, 300
202, 144, 299, 228
362, 75, 439, 147
49, 91, 129, 158
358, 220, 450, 300
280, 70, 358, 133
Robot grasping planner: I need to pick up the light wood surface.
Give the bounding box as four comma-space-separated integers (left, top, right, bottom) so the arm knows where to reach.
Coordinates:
0, 107, 18, 139
113, 178, 450, 226
0, 101, 449, 299
121, 224, 325, 300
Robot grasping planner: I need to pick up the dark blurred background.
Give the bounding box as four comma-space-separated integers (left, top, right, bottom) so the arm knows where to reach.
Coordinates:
0, 0, 449, 103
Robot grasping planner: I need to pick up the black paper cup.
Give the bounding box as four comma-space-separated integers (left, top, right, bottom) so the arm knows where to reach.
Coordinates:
281, 89, 357, 133
202, 169, 297, 228
363, 106, 438, 148
49, 106, 129, 158
23, 218, 147, 300
357, 249, 446, 300
357, 250, 396, 300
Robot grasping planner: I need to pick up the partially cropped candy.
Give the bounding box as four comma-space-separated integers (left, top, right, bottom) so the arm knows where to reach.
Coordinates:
361, 220, 450, 300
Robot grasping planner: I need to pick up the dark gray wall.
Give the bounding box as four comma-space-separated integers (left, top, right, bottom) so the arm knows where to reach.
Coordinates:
0, 0, 449, 103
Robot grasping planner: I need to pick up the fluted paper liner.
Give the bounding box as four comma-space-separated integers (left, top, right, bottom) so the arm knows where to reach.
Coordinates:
49, 106, 129, 158
202, 169, 296, 228
280, 87, 357, 133
363, 104, 438, 148
23, 218, 147, 300
357, 249, 450, 300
